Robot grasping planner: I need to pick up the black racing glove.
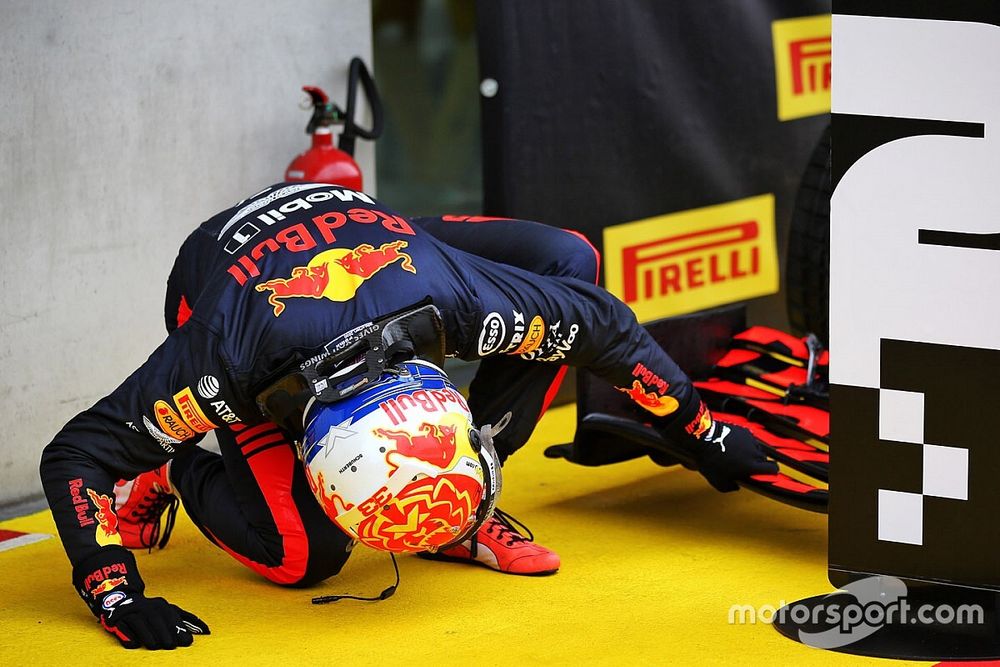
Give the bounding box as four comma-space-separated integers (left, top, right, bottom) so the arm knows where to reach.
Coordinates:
73, 548, 210, 650
97, 590, 209, 650
692, 420, 778, 492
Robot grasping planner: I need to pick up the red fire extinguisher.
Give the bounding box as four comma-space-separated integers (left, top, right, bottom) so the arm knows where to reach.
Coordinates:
285, 57, 384, 190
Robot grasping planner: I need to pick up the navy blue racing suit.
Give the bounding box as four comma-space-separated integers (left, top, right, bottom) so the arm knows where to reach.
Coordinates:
40, 183, 705, 597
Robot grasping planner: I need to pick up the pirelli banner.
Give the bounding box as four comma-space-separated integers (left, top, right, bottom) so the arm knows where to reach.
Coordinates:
604, 195, 777, 322
477, 0, 830, 324
830, 1, 1000, 591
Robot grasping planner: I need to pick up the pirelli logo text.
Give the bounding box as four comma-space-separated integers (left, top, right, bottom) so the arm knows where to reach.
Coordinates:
148, 385, 219, 446
604, 194, 778, 323
620, 222, 759, 303
172, 387, 217, 433
772, 14, 831, 121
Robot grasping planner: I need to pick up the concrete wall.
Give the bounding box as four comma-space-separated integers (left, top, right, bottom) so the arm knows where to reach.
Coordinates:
0, 0, 374, 511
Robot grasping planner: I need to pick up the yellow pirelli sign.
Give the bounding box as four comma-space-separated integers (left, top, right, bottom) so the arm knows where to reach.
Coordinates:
772, 14, 831, 121
604, 194, 779, 323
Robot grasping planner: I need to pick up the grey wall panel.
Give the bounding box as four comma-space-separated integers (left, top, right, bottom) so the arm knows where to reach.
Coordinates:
0, 0, 373, 508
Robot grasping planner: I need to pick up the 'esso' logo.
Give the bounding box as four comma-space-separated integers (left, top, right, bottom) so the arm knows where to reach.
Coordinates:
477, 312, 506, 356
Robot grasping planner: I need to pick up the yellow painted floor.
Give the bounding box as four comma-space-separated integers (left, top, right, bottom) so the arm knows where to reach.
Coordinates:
0, 404, 929, 665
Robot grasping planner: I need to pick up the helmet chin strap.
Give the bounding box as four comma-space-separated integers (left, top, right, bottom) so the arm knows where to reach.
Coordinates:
475, 411, 510, 519
479, 412, 512, 447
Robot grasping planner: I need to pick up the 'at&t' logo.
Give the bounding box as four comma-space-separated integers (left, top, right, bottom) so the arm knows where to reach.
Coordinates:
772, 14, 831, 121
603, 194, 779, 323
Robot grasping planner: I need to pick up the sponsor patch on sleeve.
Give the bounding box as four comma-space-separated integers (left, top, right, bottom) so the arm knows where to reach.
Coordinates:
172, 387, 217, 433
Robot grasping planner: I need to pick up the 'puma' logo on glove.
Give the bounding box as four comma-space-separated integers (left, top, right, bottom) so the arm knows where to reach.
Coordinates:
704, 423, 731, 452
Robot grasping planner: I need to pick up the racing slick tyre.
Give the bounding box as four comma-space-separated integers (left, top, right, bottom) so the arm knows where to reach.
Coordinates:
785, 123, 831, 344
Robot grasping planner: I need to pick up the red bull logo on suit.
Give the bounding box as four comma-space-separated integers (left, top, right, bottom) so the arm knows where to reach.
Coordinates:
255, 241, 416, 316
617, 380, 680, 417
89, 576, 127, 597
86, 488, 122, 547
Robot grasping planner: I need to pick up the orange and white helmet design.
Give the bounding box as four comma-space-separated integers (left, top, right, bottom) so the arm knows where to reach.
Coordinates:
300, 360, 501, 553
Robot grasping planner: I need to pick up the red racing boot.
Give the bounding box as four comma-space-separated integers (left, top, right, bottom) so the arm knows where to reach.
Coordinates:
113, 463, 179, 550
421, 509, 560, 575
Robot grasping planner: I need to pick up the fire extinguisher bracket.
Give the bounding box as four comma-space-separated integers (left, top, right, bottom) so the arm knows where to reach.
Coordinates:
285, 57, 384, 191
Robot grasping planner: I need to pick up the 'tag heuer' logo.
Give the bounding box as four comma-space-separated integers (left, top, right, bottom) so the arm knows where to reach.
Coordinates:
604, 194, 778, 323
772, 14, 831, 121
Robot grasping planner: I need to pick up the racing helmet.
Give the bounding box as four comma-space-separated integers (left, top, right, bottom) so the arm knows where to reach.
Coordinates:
300, 359, 502, 553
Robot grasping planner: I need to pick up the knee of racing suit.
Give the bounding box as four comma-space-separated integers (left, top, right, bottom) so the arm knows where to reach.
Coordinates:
283, 545, 353, 588
266, 526, 354, 588
266, 512, 354, 588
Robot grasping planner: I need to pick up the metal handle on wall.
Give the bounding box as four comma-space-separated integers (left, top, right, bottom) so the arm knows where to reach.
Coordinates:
339, 57, 384, 156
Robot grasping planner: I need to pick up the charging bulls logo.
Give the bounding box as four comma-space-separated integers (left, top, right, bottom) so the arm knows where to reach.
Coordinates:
684, 401, 713, 439
256, 264, 331, 316
256, 240, 417, 316
86, 488, 123, 547
618, 380, 680, 417
374, 422, 458, 470
89, 576, 127, 598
